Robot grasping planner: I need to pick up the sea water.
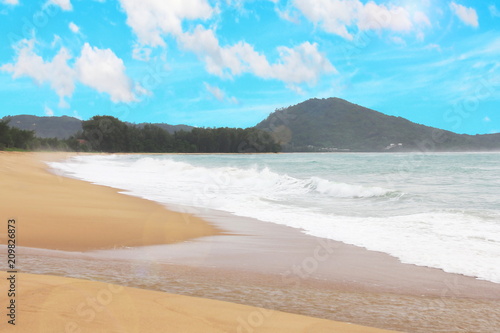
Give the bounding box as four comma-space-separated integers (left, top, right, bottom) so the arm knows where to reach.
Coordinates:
49, 152, 500, 283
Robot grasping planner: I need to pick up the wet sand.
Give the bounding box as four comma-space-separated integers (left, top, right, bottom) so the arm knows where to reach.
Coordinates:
15, 206, 500, 332
0, 272, 398, 333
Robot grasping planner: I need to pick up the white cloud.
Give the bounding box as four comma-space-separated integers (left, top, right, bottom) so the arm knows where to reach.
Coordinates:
489, 5, 500, 18
358, 2, 413, 32
391, 36, 406, 46
0, 39, 75, 108
275, 4, 300, 24
48, 0, 72, 11
293, 0, 423, 40
132, 43, 152, 61
414, 11, 431, 26
179, 26, 335, 86
118, 0, 213, 46
44, 105, 54, 116
450, 2, 478, 27
2, 0, 19, 5
484, 116, 491, 122
272, 42, 337, 84
204, 83, 239, 104
205, 82, 225, 101
1, 39, 141, 106
75, 43, 138, 103
69, 22, 79, 33
119, 0, 334, 90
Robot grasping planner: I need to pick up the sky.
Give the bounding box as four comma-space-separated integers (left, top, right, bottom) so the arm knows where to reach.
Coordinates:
0, 0, 499, 134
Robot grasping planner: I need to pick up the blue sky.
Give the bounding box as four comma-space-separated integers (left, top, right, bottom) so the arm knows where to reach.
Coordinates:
0, 0, 499, 134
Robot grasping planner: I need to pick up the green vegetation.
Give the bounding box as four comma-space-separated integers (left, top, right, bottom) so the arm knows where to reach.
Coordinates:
3, 98, 499, 153
256, 98, 500, 152
1, 119, 73, 151
0, 116, 280, 153
2, 115, 83, 139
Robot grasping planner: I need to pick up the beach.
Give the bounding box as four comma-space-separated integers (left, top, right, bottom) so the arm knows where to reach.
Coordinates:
0, 152, 219, 251
0, 151, 402, 332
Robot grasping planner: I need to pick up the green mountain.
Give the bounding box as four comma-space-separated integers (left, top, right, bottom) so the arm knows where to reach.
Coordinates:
3, 98, 499, 152
255, 97, 500, 152
2, 115, 82, 139
2, 115, 193, 139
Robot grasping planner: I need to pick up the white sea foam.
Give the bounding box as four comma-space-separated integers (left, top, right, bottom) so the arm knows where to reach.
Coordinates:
48, 153, 500, 283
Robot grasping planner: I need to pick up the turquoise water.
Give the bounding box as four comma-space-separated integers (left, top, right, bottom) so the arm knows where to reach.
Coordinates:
50, 152, 500, 283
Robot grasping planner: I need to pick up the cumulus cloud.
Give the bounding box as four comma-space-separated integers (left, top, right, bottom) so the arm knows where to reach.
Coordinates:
75, 43, 138, 103
180, 26, 335, 86
119, 0, 334, 90
1, 39, 141, 106
450, 2, 478, 27
292, 0, 429, 40
69, 22, 79, 33
48, 0, 72, 11
2, 0, 19, 5
273, 42, 337, 84
118, 0, 213, 46
0, 39, 75, 107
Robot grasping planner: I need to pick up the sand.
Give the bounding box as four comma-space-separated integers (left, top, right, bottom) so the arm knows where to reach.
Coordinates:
0, 272, 399, 333
0, 152, 220, 251
0, 152, 397, 332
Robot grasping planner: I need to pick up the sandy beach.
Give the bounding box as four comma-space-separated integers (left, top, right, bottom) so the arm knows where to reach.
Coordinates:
0, 152, 401, 332
0, 152, 219, 251
0, 272, 402, 333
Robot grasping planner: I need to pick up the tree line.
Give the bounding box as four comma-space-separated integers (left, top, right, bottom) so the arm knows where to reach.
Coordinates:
0, 119, 71, 151
0, 116, 281, 153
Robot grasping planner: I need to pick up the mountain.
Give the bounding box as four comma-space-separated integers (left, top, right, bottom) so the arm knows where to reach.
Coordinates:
2, 115, 193, 139
2, 115, 83, 139
255, 97, 500, 152
3, 99, 499, 152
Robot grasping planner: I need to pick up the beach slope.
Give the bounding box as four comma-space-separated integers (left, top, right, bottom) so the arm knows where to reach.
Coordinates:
0, 152, 219, 251
2, 272, 398, 333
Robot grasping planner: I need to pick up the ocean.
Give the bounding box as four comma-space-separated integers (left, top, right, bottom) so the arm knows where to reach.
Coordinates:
49, 152, 500, 284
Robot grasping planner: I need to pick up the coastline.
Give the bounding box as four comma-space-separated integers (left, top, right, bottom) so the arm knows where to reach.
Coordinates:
1, 152, 499, 332
0, 152, 399, 332
0, 152, 220, 251
1, 272, 398, 333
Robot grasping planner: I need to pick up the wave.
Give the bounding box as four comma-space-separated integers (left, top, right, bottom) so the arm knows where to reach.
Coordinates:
129, 157, 395, 199
48, 154, 500, 284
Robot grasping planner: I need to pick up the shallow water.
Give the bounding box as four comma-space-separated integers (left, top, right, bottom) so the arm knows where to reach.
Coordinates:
15, 248, 500, 333
49, 152, 500, 283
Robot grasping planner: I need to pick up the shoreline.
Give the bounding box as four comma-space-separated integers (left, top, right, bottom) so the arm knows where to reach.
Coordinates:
0, 152, 220, 251
2, 152, 499, 332
1, 271, 398, 333
0, 151, 400, 332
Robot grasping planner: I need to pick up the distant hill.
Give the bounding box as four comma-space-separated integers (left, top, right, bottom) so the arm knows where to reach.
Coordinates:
255, 97, 500, 152
2, 115, 194, 139
2, 115, 83, 139
3, 99, 499, 152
